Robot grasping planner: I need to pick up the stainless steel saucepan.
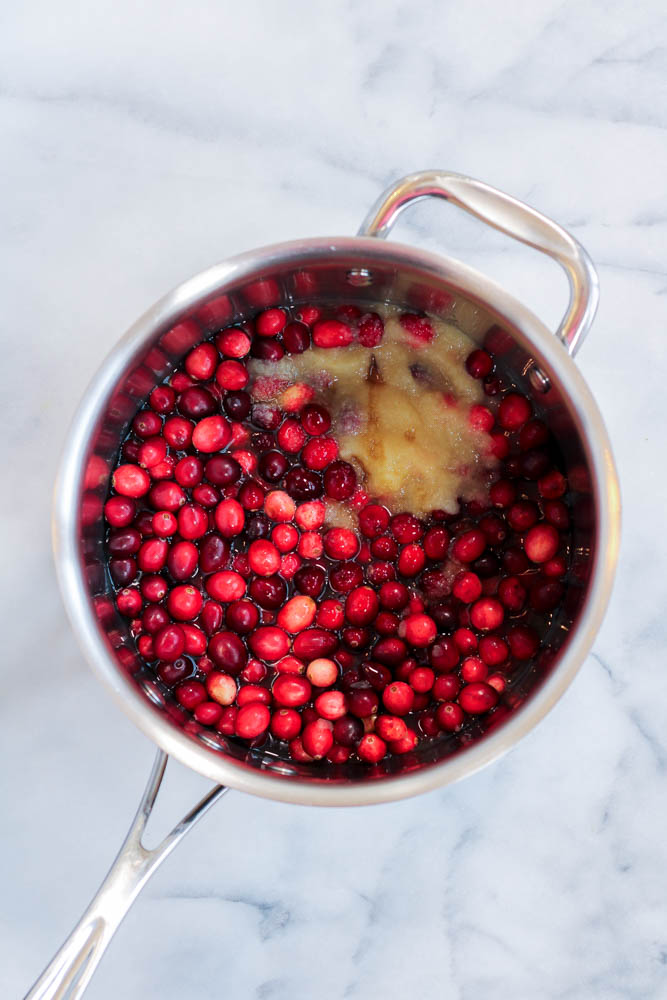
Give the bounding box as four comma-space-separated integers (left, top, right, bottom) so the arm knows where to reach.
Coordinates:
28, 171, 620, 999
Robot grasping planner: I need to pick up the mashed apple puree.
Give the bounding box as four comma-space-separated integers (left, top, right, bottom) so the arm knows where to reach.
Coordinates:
249, 308, 496, 517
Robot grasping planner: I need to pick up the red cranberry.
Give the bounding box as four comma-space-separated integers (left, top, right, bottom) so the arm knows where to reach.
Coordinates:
312, 319, 354, 348
247, 540, 281, 577
167, 585, 203, 621
192, 415, 231, 453
519, 419, 549, 451
178, 386, 217, 420
459, 683, 498, 714
429, 639, 459, 673
104, 496, 137, 527
258, 451, 288, 483
478, 635, 508, 666
294, 564, 327, 598
293, 628, 338, 660
357, 312, 384, 347
251, 339, 284, 361
302, 719, 334, 759
433, 673, 461, 701
226, 600, 259, 634
372, 637, 407, 666
344, 586, 379, 626
333, 714, 364, 747
452, 571, 482, 604
112, 464, 150, 498
238, 482, 265, 510
451, 529, 486, 563
521, 449, 551, 480
208, 630, 247, 673
249, 575, 287, 610
222, 391, 251, 421
235, 702, 271, 739
256, 307, 286, 337
323, 527, 359, 560
108, 528, 142, 556
397, 543, 426, 577
507, 625, 539, 659
273, 674, 312, 707
400, 313, 433, 342
498, 392, 532, 431
466, 349, 493, 378
271, 708, 302, 740
149, 385, 176, 413
503, 546, 530, 575
323, 461, 357, 500
277, 419, 307, 454
245, 513, 271, 541
214, 498, 245, 537
206, 570, 247, 602
300, 404, 331, 436
154, 624, 185, 662
248, 626, 289, 662
283, 321, 311, 354
436, 702, 464, 731
284, 467, 323, 500
402, 614, 437, 647
347, 688, 379, 719
530, 579, 564, 612
157, 657, 191, 685
175, 680, 207, 711
216, 359, 249, 390
357, 733, 387, 763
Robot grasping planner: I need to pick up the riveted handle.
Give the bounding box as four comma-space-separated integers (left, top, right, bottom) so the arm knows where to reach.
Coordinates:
359, 170, 599, 356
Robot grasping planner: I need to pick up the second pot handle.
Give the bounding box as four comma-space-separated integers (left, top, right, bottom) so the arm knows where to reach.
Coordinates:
24, 751, 228, 1000
358, 170, 599, 357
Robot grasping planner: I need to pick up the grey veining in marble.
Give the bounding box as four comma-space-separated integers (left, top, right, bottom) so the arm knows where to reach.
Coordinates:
2, 2, 667, 998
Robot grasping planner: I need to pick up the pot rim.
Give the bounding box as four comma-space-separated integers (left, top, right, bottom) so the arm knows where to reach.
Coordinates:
53, 235, 621, 807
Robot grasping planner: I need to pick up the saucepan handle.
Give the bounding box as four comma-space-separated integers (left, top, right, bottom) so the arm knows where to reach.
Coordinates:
24, 751, 227, 1000
358, 170, 599, 357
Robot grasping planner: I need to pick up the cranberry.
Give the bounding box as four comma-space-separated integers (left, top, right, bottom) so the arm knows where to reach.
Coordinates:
507, 625, 539, 659
177, 503, 208, 540
323, 527, 359, 560
208, 630, 247, 673
154, 624, 185, 662
133, 410, 162, 438
245, 513, 271, 541
466, 349, 493, 378
249, 575, 287, 610
149, 385, 175, 413
294, 564, 327, 598
273, 674, 312, 707
225, 600, 260, 634
108, 528, 142, 556
507, 501, 539, 532
206, 570, 247, 602
167, 585, 203, 621
192, 415, 231, 453
433, 673, 461, 701
297, 532, 323, 560
214, 498, 245, 537
178, 386, 217, 420
436, 702, 464, 731
397, 543, 426, 577
503, 546, 530, 575
451, 529, 486, 563
251, 339, 284, 361
284, 467, 323, 500
524, 523, 559, 563
333, 715, 364, 746
257, 451, 287, 483
357, 312, 384, 347
430, 639, 459, 672
271, 708, 302, 740
478, 635, 508, 666
185, 342, 218, 381
519, 419, 549, 451
378, 581, 409, 610
312, 319, 354, 348
235, 702, 271, 739
206, 672, 237, 706
104, 496, 137, 527
323, 461, 356, 500
112, 464, 150, 498
149, 481, 186, 511
344, 586, 379, 626
470, 598, 504, 631
430, 602, 457, 630
283, 321, 311, 354
373, 637, 407, 666
216, 706, 238, 736
459, 683, 498, 714
347, 688, 379, 718
248, 626, 289, 662
175, 680, 207, 711
276, 595, 317, 634
402, 613, 437, 647
293, 628, 338, 660
452, 571, 482, 604
357, 733, 387, 763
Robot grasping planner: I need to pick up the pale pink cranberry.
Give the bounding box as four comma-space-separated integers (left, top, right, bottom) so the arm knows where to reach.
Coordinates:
312, 319, 354, 348
235, 703, 271, 739
323, 527, 359, 560
401, 613, 437, 647
216, 359, 249, 391
294, 500, 326, 530
307, 657, 339, 687
277, 596, 317, 633
206, 571, 247, 602
249, 625, 289, 662
297, 531, 324, 560
498, 392, 532, 430
273, 674, 312, 707
206, 672, 237, 706
357, 733, 387, 763
113, 464, 150, 498
314, 690, 347, 721
382, 681, 414, 716
524, 523, 559, 563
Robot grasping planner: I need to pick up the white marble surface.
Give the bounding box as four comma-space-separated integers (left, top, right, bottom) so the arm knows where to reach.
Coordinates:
2, 1, 667, 997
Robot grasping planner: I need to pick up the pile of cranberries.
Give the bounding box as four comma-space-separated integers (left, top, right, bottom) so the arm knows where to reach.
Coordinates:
104, 303, 571, 767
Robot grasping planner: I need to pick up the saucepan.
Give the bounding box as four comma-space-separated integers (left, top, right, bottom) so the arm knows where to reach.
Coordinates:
28, 171, 620, 999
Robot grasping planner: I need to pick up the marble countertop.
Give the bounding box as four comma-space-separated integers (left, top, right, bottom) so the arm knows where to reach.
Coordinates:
3, 2, 667, 997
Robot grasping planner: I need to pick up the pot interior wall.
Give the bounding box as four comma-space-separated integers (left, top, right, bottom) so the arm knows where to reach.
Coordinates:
77, 247, 597, 782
